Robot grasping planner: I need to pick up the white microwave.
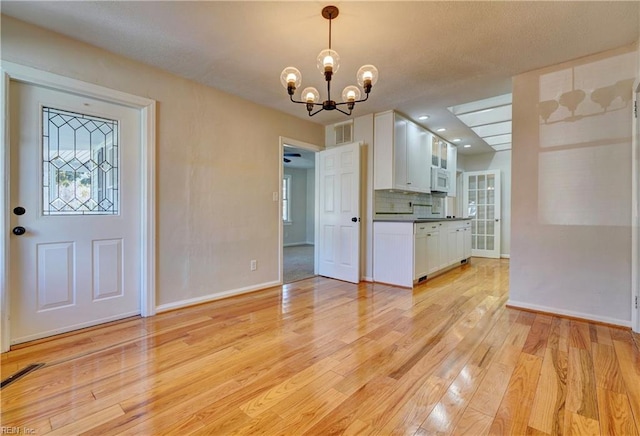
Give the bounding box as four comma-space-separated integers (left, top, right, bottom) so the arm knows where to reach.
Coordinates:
431, 167, 449, 193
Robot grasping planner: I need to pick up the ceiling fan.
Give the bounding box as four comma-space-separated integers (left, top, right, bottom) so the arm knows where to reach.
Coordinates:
283, 152, 301, 163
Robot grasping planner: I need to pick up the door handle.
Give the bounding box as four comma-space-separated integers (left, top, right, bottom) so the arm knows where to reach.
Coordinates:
12, 226, 26, 236
495, 219, 500, 222
351, 217, 359, 222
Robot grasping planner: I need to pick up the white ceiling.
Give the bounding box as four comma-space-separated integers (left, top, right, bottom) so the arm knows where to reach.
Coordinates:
2, 1, 638, 155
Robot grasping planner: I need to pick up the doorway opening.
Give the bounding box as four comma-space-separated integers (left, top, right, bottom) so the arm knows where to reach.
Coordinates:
282, 143, 317, 283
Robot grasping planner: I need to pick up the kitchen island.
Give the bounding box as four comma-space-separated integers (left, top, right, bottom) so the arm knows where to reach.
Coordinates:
373, 218, 472, 288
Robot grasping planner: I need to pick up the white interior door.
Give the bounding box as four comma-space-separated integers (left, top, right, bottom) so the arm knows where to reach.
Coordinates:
9, 81, 142, 344
317, 142, 361, 283
464, 170, 501, 258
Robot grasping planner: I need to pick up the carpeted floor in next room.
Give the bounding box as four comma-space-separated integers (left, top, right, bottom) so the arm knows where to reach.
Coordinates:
283, 244, 315, 283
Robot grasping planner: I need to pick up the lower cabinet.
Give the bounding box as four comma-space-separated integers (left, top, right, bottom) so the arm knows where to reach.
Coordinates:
373, 220, 472, 288
463, 223, 472, 259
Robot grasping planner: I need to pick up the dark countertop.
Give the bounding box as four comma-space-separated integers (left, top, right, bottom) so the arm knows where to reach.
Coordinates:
373, 217, 471, 223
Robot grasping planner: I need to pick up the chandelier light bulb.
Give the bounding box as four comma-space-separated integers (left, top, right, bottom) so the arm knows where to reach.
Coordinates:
357, 65, 379, 92
317, 49, 340, 75
280, 67, 302, 91
342, 85, 361, 103
301, 87, 320, 104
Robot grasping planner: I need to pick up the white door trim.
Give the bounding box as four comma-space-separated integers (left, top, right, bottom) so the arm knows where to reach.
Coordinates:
1, 62, 156, 352
278, 136, 322, 284
632, 84, 639, 333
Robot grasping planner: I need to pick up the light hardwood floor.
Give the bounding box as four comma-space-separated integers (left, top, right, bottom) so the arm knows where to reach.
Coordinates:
2, 258, 639, 435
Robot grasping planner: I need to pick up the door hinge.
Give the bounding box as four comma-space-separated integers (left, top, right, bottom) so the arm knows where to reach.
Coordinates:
635, 100, 638, 119
636, 295, 638, 309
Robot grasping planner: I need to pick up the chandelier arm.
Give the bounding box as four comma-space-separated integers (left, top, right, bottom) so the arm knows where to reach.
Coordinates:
289, 94, 322, 106
333, 92, 370, 108
308, 107, 325, 117
334, 106, 352, 116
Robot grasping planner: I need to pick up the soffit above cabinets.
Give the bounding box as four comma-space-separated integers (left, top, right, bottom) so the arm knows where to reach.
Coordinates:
449, 94, 513, 152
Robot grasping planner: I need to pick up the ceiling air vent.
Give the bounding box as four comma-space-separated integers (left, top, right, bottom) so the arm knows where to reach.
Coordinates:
334, 121, 353, 145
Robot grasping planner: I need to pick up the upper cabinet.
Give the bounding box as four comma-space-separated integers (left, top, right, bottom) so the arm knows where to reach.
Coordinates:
447, 143, 457, 197
431, 136, 449, 170
431, 135, 458, 197
374, 111, 431, 193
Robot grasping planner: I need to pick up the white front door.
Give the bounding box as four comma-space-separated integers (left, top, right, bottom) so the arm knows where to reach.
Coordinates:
9, 81, 142, 344
464, 170, 501, 259
317, 142, 360, 283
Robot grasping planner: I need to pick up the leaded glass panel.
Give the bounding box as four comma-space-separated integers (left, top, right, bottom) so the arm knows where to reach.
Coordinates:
42, 107, 119, 215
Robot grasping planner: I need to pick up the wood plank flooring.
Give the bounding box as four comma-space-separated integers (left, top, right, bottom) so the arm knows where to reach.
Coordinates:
2, 258, 639, 435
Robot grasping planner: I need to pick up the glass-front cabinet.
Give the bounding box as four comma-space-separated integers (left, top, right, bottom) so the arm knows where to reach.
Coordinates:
431, 136, 448, 169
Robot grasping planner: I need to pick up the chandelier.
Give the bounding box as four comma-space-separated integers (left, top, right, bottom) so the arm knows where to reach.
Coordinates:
280, 5, 379, 117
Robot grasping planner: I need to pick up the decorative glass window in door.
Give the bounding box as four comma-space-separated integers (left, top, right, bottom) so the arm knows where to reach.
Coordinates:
42, 107, 119, 215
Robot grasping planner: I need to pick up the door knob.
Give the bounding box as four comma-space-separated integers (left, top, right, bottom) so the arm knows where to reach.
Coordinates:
13, 206, 26, 216
351, 217, 358, 222
12, 226, 26, 236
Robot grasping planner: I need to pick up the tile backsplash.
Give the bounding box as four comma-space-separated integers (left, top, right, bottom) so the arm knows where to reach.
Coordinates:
375, 190, 445, 219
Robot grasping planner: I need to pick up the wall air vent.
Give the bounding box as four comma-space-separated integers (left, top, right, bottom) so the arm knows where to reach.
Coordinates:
334, 121, 353, 145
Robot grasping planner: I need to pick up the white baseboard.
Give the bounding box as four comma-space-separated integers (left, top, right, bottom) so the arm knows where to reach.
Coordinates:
283, 242, 314, 247
156, 280, 281, 314
11, 310, 140, 345
507, 299, 630, 328
501, 254, 510, 259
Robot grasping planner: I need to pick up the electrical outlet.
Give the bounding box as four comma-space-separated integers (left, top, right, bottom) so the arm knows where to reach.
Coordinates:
250, 260, 257, 271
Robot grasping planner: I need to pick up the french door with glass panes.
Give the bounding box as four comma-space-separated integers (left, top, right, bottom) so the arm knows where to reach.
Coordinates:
464, 170, 501, 258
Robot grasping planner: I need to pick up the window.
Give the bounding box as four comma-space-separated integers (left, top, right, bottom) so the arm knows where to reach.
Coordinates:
282, 174, 291, 223
42, 107, 119, 215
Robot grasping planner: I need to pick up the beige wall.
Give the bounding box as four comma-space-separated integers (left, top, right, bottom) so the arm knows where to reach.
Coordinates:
1, 16, 324, 308
510, 44, 638, 326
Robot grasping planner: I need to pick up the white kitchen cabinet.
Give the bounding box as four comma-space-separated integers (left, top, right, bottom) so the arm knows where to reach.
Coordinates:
447, 144, 457, 197
373, 222, 414, 288
426, 231, 440, 274
407, 122, 430, 192
374, 111, 430, 193
431, 136, 448, 169
447, 220, 470, 264
437, 222, 449, 270
463, 221, 472, 259
447, 225, 461, 264
373, 219, 472, 287
414, 224, 429, 280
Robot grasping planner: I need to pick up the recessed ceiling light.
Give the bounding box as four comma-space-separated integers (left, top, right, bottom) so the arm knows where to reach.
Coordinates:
452, 138, 461, 142
436, 128, 446, 132
418, 115, 430, 120
463, 144, 471, 148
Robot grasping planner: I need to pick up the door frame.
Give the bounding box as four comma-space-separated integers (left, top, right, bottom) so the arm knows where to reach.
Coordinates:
278, 136, 322, 284
632, 83, 639, 333
1, 62, 157, 352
